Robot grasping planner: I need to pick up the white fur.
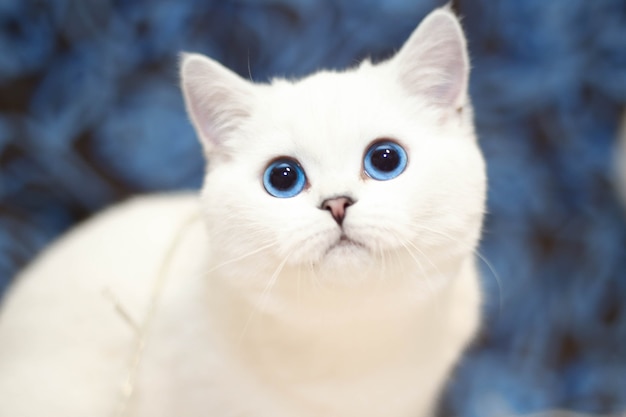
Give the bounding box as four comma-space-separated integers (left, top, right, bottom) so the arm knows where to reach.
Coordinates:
0, 8, 486, 417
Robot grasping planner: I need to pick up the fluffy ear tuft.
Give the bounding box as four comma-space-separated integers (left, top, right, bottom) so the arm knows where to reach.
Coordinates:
180, 53, 255, 154
392, 8, 470, 111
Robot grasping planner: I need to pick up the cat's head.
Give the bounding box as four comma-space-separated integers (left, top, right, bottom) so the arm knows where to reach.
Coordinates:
181, 8, 486, 288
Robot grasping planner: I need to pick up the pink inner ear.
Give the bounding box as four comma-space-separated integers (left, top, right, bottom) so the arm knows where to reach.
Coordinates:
181, 54, 254, 153
420, 39, 466, 106
394, 10, 469, 110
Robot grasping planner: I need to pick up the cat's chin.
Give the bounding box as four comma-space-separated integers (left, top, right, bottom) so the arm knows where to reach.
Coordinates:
325, 235, 367, 255
311, 236, 374, 275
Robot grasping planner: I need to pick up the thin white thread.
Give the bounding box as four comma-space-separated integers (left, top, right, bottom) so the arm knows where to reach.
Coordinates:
110, 210, 202, 417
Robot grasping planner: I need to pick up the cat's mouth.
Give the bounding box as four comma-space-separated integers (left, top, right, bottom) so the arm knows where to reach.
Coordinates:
325, 234, 367, 254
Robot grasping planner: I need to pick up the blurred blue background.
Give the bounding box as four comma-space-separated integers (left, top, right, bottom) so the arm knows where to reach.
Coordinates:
1, 0, 625, 415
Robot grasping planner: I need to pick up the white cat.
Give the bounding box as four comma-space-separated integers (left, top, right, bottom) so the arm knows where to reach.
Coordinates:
0, 8, 486, 417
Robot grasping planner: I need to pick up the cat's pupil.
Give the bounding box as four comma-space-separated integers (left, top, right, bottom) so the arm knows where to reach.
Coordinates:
270, 164, 298, 191
371, 147, 400, 172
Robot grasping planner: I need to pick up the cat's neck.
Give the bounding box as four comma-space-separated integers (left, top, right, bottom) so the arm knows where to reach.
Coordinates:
207, 250, 462, 322
205, 253, 474, 367
203, 256, 479, 416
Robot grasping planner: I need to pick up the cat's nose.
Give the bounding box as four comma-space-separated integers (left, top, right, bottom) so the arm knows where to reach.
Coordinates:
320, 196, 354, 226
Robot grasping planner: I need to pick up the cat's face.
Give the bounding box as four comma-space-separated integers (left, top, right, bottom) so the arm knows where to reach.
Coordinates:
182, 8, 486, 286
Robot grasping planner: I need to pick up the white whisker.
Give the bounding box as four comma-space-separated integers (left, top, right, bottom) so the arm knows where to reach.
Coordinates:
207, 240, 278, 273
376, 225, 436, 295
409, 223, 503, 314
237, 251, 292, 345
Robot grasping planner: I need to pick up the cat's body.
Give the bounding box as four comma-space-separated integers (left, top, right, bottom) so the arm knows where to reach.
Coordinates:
0, 9, 486, 417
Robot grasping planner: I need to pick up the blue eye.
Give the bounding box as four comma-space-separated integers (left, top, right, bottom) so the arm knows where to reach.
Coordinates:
363, 140, 408, 180
263, 158, 306, 198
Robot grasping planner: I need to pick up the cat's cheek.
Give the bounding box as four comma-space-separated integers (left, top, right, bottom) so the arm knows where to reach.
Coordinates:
282, 229, 336, 266
257, 204, 329, 264
347, 184, 418, 247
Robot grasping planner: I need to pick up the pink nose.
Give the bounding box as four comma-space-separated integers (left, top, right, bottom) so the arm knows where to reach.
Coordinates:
321, 197, 354, 226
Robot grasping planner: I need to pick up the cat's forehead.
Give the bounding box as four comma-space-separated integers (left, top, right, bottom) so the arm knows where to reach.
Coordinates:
248, 67, 410, 161
269, 67, 387, 125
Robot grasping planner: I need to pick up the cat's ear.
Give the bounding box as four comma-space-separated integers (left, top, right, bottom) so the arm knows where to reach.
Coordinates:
180, 53, 255, 154
391, 8, 469, 112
